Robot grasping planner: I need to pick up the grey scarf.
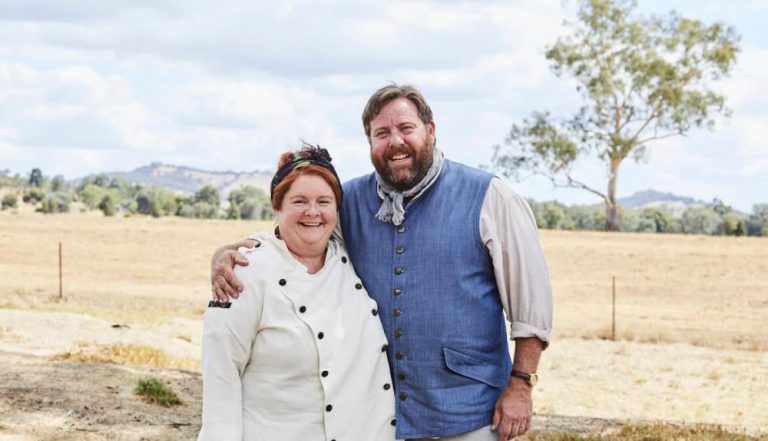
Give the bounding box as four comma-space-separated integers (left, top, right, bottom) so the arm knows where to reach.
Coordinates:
375, 148, 445, 225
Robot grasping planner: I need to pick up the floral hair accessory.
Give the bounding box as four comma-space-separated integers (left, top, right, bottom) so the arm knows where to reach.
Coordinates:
270, 144, 342, 204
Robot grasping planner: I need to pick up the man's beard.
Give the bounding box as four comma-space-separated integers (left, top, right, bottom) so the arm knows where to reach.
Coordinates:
373, 140, 435, 192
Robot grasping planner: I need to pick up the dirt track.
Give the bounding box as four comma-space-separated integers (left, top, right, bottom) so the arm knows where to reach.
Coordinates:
0, 351, 201, 441
1, 307, 767, 439
0, 350, 636, 441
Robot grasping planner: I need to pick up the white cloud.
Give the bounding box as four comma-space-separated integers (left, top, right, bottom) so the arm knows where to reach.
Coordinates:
0, 62, 160, 152
0, 0, 765, 210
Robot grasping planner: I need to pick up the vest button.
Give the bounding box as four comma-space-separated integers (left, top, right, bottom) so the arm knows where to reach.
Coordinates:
399, 392, 408, 401
394, 267, 404, 275
341, 256, 347, 263
393, 308, 402, 317
393, 288, 402, 296
326, 404, 333, 412
355, 283, 363, 290
382, 344, 389, 352
317, 332, 324, 339
278, 279, 287, 286
395, 246, 405, 254
383, 383, 391, 390
321, 370, 329, 377
391, 419, 397, 426
299, 306, 307, 313
395, 351, 404, 360
372, 309, 378, 316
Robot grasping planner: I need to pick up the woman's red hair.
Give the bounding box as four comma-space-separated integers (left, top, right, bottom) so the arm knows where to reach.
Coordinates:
271, 151, 342, 211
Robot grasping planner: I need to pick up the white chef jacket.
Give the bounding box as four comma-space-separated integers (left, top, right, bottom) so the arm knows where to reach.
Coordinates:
199, 233, 396, 441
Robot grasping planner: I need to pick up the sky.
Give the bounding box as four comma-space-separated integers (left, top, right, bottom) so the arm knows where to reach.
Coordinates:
0, 0, 766, 212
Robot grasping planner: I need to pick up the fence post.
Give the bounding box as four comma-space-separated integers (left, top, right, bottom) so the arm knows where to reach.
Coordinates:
59, 241, 63, 300
611, 276, 616, 341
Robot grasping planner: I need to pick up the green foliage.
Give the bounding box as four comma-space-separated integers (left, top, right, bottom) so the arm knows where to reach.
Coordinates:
492, 0, 740, 231
525, 199, 765, 238
542, 202, 566, 229
0, 170, 25, 187
39, 192, 72, 214
173, 185, 222, 219
78, 184, 111, 209
77, 173, 111, 190
2, 193, 19, 209
22, 188, 46, 204
50, 175, 68, 192
134, 376, 183, 407
195, 185, 220, 207
638, 207, 670, 233
681, 206, 721, 235
178, 201, 218, 219
226, 202, 241, 220
720, 212, 746, 236
747, 203, 768, 236
529, 200, 606, 231
134, 187, 178, 217
98, 194, 116, 216
227, 186, 273, 220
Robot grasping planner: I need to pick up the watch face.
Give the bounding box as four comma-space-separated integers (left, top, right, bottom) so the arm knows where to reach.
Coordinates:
529, 373, 539, 387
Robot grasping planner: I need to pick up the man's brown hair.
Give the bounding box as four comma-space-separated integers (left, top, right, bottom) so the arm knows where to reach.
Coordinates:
361, 84, 434, 140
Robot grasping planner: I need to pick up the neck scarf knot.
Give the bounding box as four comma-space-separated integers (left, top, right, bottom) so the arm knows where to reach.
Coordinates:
375, 148, 444, 225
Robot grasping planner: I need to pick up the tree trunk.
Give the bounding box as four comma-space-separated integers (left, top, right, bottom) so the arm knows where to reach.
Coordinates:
606, 157, 620, 232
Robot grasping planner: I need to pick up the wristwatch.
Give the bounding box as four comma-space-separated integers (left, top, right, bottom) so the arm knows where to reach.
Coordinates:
511, 370, 538, 387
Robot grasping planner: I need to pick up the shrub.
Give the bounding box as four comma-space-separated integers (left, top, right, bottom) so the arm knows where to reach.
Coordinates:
195, 185, 220, 207
682, 207, 721, 235
178, 201, 218, 219
98, 194, 116, 216
135, 376, 183, 407
39, 192, 72, 214
1, 193, 18, 210
22, 188, 46, 204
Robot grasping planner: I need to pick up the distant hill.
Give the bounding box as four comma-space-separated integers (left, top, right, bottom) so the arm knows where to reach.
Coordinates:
618, 189, 707, 216
77, 162, 273, 200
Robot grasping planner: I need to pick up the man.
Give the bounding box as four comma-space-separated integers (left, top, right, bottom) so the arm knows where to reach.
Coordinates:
211, 84, 553, 441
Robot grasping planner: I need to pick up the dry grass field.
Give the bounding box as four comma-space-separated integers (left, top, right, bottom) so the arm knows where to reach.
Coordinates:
1, 206, 767, 439
540, 230, 768, 351
1, 205, 765, 351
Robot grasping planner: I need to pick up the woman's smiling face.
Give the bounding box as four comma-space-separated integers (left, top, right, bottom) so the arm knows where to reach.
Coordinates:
274, 174, 338, 256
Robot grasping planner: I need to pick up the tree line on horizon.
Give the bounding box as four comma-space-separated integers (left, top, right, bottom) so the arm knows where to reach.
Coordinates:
2, 167, 766, 237
0, 168, 273, 221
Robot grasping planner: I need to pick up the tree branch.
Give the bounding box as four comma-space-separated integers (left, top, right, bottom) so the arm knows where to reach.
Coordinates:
636, 130, 685, 145
545, 171, 609, 205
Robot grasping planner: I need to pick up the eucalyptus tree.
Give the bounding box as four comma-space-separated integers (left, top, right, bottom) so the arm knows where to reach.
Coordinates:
492, 0, 739, 230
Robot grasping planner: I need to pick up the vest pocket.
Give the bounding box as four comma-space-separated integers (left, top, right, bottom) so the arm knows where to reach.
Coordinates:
442, 346, 507, 388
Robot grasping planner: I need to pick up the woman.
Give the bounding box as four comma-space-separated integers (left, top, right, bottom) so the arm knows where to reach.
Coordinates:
199, 146, 396, 441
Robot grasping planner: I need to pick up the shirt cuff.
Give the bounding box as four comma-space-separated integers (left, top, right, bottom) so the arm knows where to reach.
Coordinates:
509, 321, 551, 350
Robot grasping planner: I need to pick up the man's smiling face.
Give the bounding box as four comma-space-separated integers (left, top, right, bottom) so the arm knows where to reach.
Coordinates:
368, 98, 436, 191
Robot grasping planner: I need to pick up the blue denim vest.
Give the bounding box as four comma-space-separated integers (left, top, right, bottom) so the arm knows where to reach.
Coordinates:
341, 160, 511, 439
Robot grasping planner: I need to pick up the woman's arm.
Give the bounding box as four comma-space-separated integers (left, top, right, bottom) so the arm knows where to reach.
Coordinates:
199, 266, 262, 441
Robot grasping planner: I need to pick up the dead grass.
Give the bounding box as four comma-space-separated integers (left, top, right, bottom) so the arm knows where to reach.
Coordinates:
0, 209, 271, 325
541, 230, 768, 351
524, 422, 761, 440
50, 342, 199, 370
1, 210, 766, 351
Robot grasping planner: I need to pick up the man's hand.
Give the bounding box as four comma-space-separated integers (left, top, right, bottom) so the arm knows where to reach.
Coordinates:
210, 240, 258, 301
491, 378, 532, 440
